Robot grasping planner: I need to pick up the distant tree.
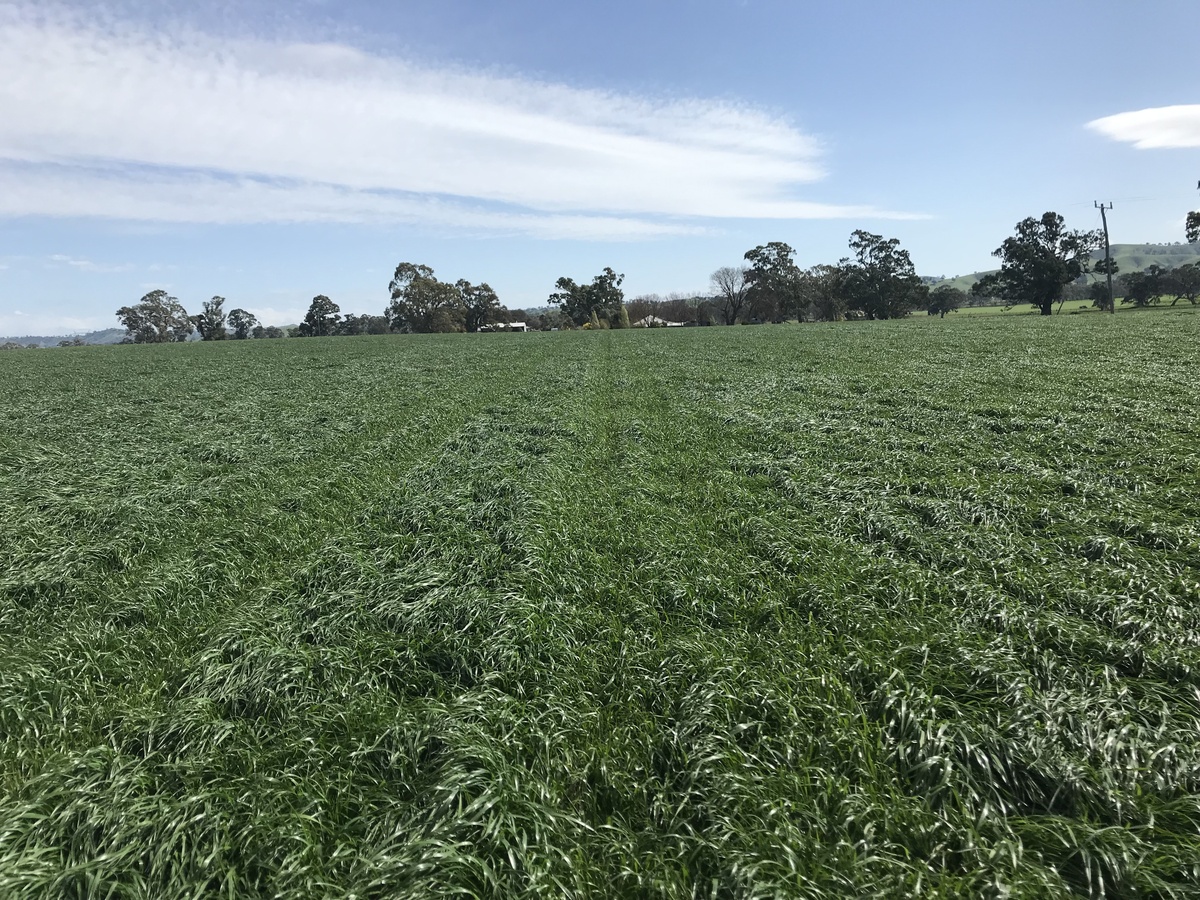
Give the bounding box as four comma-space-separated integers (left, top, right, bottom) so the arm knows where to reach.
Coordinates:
57, 338, 87, 347
971, 212, 1102, 316
1120, 264, 1172, 308
337, 314, 392, 336
0, 341, 23, 351
117, 290, 192, 343
626, 295, 655, 325
537, 307, 572, 330
660, 292, 699, 324
1171, 262, 1200, 306
839, 231, 928, 320
798, 264, 849, 321
927, 284, 965, 318
192, 296, 228, 341
252, 325, 286, 339
1089, 257, 1120, 313
744, 242, 801, 321
387, 263, 466, 333
457, 280, 502, 333
548, 267, 625, 326
228, 308, 258, 340
297, 295, 341, 337
710, 266, 751, 325
1088, 281, 1113, 310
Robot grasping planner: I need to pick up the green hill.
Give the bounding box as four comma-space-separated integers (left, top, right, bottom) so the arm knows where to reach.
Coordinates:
1105, 242, 1200, 272
931, 242, 1200, 293
0, 327, 128, 348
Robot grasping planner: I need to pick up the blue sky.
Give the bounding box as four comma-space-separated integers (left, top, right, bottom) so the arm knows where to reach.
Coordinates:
1, 0, 1196, 334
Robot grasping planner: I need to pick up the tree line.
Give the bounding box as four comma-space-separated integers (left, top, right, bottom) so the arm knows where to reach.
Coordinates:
102, 208, 1200, 344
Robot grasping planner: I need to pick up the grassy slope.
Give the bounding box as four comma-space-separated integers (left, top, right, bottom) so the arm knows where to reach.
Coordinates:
2, 316, 1200, 897
933, 242, 1200, 293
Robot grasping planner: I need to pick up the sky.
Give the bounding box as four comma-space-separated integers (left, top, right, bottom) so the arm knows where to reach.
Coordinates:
1, 0, 1197, 335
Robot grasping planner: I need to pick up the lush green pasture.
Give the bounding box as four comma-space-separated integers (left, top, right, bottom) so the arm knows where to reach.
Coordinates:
2, 313, 1200, 897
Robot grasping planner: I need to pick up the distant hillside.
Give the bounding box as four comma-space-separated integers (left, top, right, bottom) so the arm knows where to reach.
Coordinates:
930, 243, 1200, 293
0, 327, 127, 348
1103, 242, 1200, 272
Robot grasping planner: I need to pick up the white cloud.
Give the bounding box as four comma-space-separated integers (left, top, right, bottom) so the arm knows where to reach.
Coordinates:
0, 163, 720, 238
0, 3, 918, 232
1087, 105, 1200, 149
46, 253, 135, 273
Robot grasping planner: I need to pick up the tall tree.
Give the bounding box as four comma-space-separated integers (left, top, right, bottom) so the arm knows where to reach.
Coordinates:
797, 264, 849, 322
839, 230, 927, 320
297, 295, 341, 337
744, 242, 801, 321
116, 290, 192, 343
710, 266, 751, 325
227, 308, 259, 340
971, 212, 1102, 316
192, 296, 228, 341
457, 280, 502, 333
548, 267, 625, 326
387, 263, 465, 333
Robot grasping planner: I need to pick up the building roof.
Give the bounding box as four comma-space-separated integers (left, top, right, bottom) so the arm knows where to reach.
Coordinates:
632, 315, 683, 327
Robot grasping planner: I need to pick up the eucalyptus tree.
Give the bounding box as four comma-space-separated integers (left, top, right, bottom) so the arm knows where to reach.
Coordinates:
116, 290, 192, 343
548, 267, 625, 326
744, 242, 801, 321
972, 212, 1102, 316
387, 263, 465, 333
1171, 262, 1200, 306
457, 280, 502, 333
297, 296, 341, 337
228, 308, 259, 340
192, 296, 228, 340
839, 230, 928, 320
927, 284, 965, 318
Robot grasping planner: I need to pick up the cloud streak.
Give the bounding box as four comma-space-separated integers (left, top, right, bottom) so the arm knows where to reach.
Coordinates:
0, 4, 917, 233
47, 254, 135, 273
1087, 105, 1200, 150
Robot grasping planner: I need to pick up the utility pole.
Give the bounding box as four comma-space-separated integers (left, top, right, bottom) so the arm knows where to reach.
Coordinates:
1095, 201, 1115, 314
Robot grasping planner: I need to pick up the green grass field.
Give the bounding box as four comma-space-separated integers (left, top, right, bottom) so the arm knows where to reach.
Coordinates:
3, 312, 1200, 897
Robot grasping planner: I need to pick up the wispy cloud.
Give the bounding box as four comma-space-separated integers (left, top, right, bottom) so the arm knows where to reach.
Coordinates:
47, 253, 135, 273
0, 3, 917, 234
1087, 105, 1200, 149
